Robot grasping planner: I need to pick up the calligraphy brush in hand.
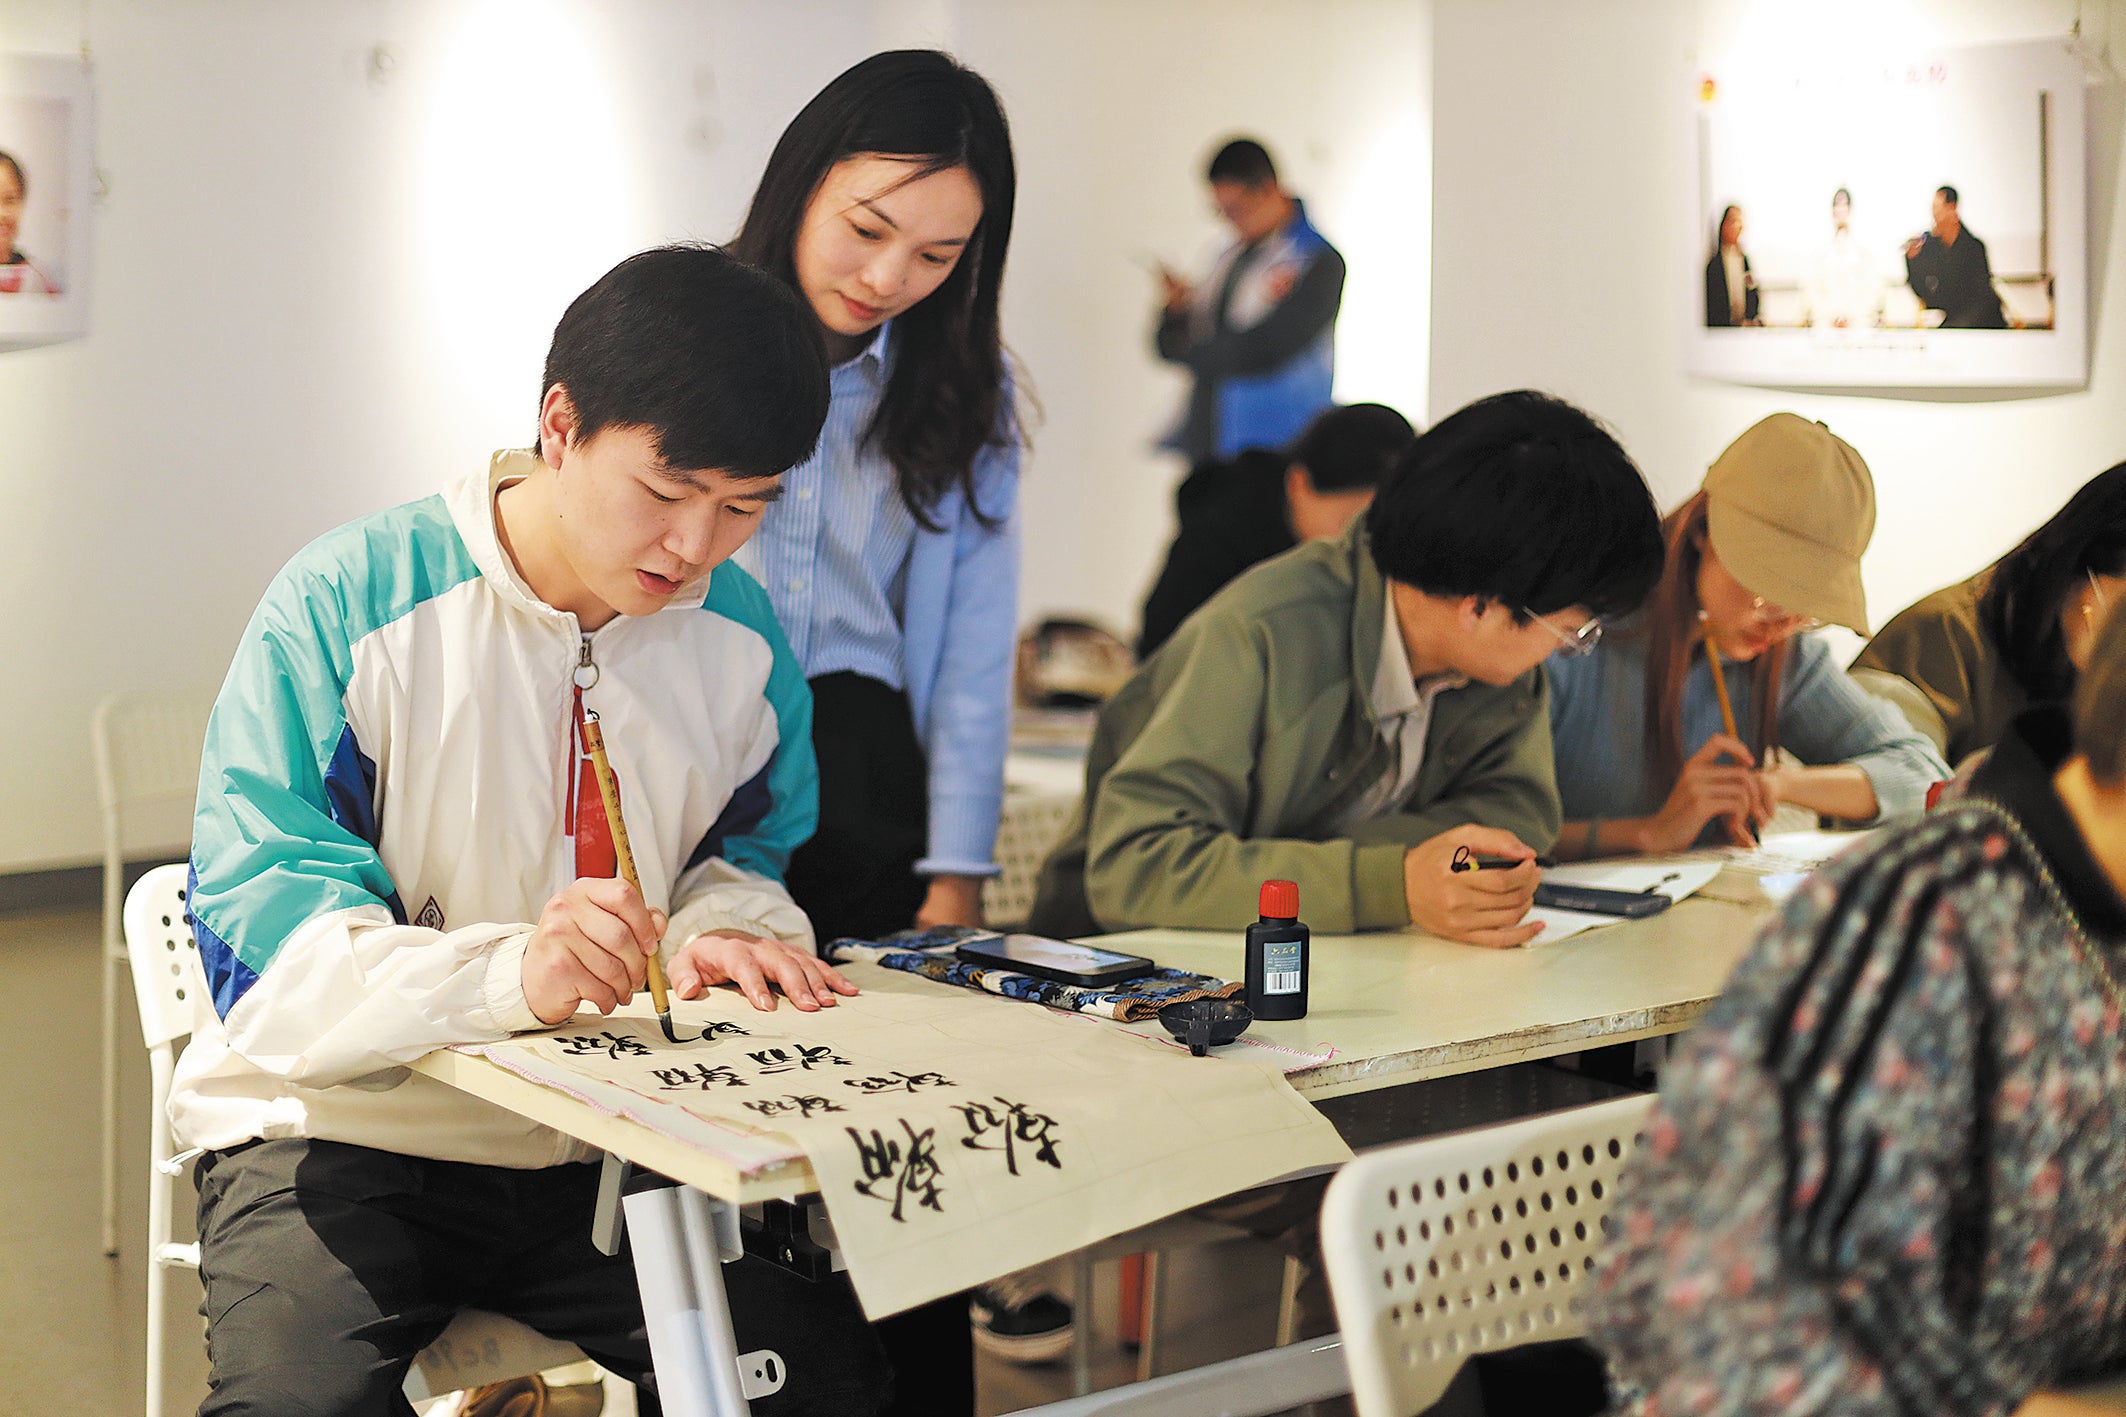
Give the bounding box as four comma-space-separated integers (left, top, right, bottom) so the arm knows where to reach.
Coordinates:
579, 710, 697, 1043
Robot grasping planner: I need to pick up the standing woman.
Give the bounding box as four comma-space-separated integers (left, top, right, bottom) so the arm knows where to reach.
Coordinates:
731, 51, 1021, 946
727, 51, 1020, 1416
1547, 414, 1948, 857
1704, 203, 1758, 327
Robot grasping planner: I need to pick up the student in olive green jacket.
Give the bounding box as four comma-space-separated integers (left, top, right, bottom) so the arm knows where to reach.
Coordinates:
1031, 390, 1667, 946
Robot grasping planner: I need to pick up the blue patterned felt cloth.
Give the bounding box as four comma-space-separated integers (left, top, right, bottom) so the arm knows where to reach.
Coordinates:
823, 927, 1241, 1022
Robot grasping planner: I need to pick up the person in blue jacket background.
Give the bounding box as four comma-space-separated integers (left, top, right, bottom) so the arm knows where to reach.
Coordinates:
1154, 137, 1344, 466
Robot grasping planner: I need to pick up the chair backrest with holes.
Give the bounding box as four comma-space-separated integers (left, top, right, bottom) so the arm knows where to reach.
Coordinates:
1320, 1093, 1659, 1417
985, 790, 1079, 926
94, 685, 216, 964
123, 864, 208, 1050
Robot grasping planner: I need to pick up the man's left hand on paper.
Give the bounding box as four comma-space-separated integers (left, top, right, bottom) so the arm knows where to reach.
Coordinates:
672, 931, 860, 1013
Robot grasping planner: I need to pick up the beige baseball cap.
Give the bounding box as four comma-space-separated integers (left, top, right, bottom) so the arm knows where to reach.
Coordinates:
1701, 413, 1875, 635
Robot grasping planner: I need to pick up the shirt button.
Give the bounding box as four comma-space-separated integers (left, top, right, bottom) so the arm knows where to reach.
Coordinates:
797, 489, 815, 501
788, 578, 805, 591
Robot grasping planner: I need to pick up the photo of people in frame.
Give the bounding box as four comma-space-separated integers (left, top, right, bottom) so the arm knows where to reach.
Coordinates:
0, 53, 90, 348
1687, 39, 2086, 391
1, 146, 64, 296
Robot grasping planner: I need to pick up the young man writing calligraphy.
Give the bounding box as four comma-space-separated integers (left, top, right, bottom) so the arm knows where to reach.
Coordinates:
177, 246, 880, 1415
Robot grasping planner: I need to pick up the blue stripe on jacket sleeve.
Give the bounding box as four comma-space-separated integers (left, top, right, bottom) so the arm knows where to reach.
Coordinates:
699, 561, 817, 881
324, 725, 408, 924
688, 762, 775, 872
188, 861, 259, 1019
325, 723, 382, 848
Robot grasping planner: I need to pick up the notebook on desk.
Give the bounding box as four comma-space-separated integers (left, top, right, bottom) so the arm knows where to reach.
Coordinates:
1521, 860, 1723, 944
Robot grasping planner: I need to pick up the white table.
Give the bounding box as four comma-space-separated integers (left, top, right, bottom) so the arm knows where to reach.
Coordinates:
410, 889, 1770, 1414
1113, 890, 1766, 1100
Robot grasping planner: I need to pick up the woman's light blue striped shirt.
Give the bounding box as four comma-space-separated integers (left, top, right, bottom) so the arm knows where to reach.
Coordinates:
742, 324, 919, 690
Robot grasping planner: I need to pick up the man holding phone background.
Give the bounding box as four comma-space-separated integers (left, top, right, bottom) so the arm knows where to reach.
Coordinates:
1030, 390, 1666, 950
1152, 137, 1344, 467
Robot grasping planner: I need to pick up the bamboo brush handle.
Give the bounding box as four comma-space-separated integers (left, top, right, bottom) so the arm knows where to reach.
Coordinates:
579, 712, 673, 1016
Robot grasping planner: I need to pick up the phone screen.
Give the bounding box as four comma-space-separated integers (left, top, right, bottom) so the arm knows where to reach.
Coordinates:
955, 933, 1156, 984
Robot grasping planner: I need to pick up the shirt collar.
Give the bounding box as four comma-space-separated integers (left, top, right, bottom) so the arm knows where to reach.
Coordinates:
443, 450, 550, 616
1372, 582, 1466, 723
836, 318, 894, 375
1971, 706, 2126, 941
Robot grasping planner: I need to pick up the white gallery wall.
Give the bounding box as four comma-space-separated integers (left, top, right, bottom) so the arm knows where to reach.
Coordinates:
0, 0, 1430, 875
1431, 0, 2126, 665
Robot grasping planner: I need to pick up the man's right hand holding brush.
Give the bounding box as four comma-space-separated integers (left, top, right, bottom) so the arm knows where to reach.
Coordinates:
522, 877, 857, 1024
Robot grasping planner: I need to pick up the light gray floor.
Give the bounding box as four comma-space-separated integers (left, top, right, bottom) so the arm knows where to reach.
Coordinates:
980, 1246, 1291, 1414
2, 899, 1289, 1417
0, 901, 205, 1416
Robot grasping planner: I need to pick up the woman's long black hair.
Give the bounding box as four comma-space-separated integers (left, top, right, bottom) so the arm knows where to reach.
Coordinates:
731, 50, 1018, 529
1709, 204, 1740, 258
1980, 460, 2126, 702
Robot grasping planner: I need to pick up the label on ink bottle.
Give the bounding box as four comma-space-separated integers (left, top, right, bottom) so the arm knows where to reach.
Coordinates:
1261, 939, 1303, 995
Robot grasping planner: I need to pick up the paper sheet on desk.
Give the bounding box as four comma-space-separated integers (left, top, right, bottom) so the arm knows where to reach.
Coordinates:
459, 976, 1349, 1319
1666, 827, 1878, 902
1678, 827, 1875, 875
1521, 861, 1724, 944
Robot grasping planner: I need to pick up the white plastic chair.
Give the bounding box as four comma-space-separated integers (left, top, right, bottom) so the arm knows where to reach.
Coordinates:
124, 865, 589, 1416
93, 683, 218, 1256
1320, 1094, 1657, 1417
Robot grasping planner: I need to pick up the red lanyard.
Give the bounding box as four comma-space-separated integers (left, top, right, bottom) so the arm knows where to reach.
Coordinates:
567, 639, 618, 880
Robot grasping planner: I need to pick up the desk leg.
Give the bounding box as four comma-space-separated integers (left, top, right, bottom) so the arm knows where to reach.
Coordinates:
622, 1187, 753, 1417
1070, 1250, 1096, 1395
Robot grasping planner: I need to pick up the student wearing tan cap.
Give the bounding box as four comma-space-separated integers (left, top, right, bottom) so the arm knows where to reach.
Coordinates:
1546, 414, 1950, 857
1590, 582, 2126, 1417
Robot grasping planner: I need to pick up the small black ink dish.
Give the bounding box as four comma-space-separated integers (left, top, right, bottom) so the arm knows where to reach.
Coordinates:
1158, 998, 1254, 1057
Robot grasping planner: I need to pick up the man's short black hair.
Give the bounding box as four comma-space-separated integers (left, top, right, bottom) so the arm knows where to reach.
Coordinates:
1290, 403, 1418, 493
1207, 138, 1278, 189
1937, 184, 1960, 205
1365, 390, 1664, 620
539, 243, 830, 477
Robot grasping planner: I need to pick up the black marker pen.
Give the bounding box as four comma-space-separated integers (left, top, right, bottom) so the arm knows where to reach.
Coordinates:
1449, 850, 1557, 872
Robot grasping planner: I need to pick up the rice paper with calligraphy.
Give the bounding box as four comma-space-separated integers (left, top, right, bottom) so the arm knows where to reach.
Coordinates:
458, 964, 1350, 1316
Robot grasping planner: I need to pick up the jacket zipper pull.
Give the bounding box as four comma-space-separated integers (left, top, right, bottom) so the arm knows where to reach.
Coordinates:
575, 634, 598, 691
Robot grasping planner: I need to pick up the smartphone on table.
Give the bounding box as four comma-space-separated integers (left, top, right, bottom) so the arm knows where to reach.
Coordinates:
1531, 882, 1672, 918
953, 932, 1158, 988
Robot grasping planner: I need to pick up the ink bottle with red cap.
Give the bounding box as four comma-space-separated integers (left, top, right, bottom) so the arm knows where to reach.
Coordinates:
1245, 879, 1310, 1020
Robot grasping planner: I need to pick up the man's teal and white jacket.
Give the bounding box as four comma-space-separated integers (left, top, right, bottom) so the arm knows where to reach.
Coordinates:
173, 451, 817, 1168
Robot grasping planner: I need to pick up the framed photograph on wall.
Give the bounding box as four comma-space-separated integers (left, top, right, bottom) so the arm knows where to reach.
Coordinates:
1686, 39, 2087, 391
0, 52, 93, 350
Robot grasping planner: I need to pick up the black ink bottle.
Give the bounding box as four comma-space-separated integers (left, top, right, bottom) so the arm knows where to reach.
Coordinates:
1245, 879, 1309, 1021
